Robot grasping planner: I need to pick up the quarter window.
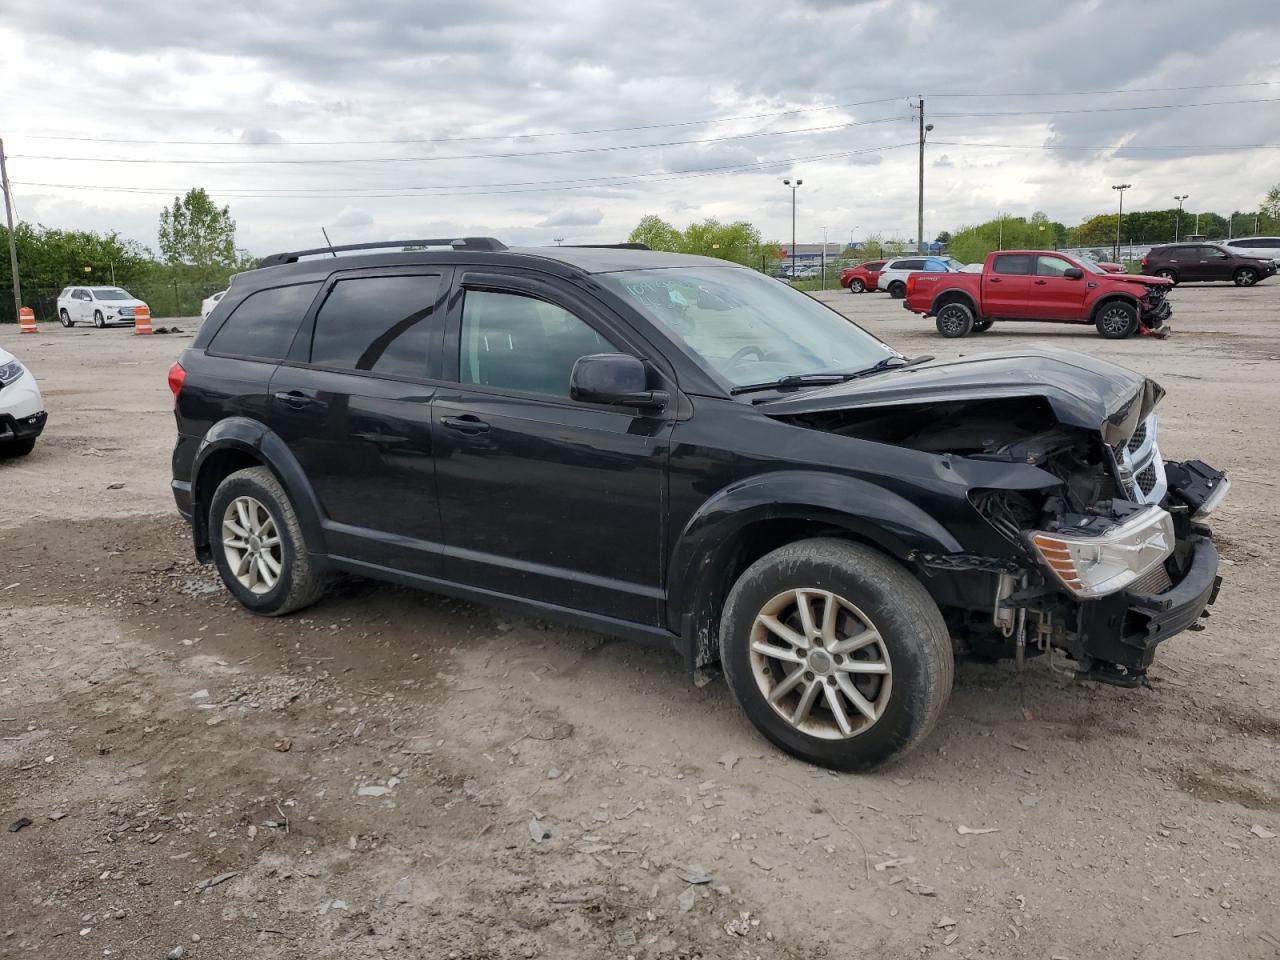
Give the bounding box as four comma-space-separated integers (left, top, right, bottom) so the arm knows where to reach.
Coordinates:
208, 282, 319, 361
992, 254, 1033, 275
460, 289, 619, 398
310, 274, 442, 378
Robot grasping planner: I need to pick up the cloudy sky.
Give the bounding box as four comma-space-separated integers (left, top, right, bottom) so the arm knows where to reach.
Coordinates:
2, 0, 1278, 257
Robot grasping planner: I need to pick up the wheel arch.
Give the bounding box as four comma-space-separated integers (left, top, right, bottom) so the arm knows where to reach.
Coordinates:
930, 289, 978, 318
667, 472, 964, 669
1088, 292, 1139, 324
190, 418, 326, 562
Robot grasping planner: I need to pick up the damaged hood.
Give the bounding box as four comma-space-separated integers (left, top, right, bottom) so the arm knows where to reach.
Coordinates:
759, 348, 1163, 442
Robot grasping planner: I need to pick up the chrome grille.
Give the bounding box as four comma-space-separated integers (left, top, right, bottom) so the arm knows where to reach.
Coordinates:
1117, 413, 1167, 505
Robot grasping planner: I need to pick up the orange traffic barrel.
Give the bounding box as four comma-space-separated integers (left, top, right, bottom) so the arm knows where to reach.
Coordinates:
18, 307, 37, 334
133, 304, 153, 335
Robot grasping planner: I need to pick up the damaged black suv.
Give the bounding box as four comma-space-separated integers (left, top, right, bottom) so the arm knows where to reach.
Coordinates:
170, 239, 1228, 770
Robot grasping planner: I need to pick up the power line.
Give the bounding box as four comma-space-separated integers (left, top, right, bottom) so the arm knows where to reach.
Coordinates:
11, 143, 915, 199
13, 97, 905, 147
927, 80, 1279, 98
8, 115, 907, 166
931, 139, 1280, 151
933, 95, 1280, 118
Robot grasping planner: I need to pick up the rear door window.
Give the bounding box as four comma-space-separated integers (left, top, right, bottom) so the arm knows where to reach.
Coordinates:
992, 254, 1033, 275
208, 282, 319, 361
309, 274, 443, 379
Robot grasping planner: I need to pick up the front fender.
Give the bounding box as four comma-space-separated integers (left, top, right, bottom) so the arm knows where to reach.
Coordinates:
190, 417, 326, 557
666, 470, 965, 661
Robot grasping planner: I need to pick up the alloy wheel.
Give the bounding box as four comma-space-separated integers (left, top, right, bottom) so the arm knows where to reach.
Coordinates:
221, 495, 284, 595
1236, 269, 1256, 286
1099, 306, 1131, 336
749, 588, 892, 740
937, 305, 969, 336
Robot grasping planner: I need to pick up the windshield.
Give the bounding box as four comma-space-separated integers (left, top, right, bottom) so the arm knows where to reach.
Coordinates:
1078, 258, 1109, 276
93, 288, 133, 300
596, 266, 898, 388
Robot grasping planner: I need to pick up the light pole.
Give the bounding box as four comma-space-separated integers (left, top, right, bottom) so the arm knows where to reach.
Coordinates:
1111, 184, 1131, 262
782, 178, 803, 279
1174, 194, 1189, 242
553, 237, 564, 246
916, 97, 933, 255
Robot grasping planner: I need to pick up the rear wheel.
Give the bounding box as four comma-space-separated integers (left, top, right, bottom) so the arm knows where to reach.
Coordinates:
209, 466, 327, 616
1154, 268, 1177, 284
1234, 267, 1258, 286
1095, 301, 1138, 339
971, 318, 994, 332
887, 281, 906, 299
935, 302, 975, 338
849, 278, 865, 293
719, 538, 953, 771
59, 309, 72, 328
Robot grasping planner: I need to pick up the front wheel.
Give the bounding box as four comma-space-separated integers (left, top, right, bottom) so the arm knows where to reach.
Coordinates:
93, 310, 105, 328
849, 278, 865, 293
59, 309, 73, 328
1, 438, 36, 458
1095, 301, 1138, 339
935, 302, 975, 338
209, 466, 327, 616
1154, 269, 1177, 284
1234, 267, 1258, 287
887, 281, 905, 299
719, 538, 954, 771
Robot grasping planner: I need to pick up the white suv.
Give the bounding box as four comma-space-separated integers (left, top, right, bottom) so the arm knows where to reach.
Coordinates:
0, 345, 47, 457
877, 256, 957, 299
1219, 237, 1280, 267
56, 286, 150, 328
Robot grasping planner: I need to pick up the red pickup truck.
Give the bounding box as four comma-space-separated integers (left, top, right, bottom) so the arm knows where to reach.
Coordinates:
903, 250, 1172, 339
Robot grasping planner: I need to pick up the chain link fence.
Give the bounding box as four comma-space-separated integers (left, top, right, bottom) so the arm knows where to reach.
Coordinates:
0, 282, 224, 324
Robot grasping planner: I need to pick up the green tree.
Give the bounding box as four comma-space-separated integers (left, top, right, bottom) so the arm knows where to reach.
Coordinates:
934, 230, 952, 245
158, 188, 237, 278
1261, 184, 1280, 224
626, 214, 683, 252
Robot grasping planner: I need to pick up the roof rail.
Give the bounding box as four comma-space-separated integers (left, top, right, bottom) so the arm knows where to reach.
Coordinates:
563, 243, 651, 251
258, 237, 507, 268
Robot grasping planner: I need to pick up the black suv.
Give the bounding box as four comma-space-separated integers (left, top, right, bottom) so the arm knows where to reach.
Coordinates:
170, 238, 1228, 770
1141, 242, 1276, 286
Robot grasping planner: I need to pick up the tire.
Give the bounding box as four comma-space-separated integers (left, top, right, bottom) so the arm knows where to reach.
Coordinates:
935, 302, 975, 338
1, 438, 36, 458
971, 318, 994, 332
1234, 267, 1258, 287
719, 538, 953, 771
59, 309, 73, 328
849, 278, 865, 293
209, 466, 327, 616
1095, 301, 1138, 339
93, 310, 105, 328
887, 281, 906, 299
1154, 269, 1177, 284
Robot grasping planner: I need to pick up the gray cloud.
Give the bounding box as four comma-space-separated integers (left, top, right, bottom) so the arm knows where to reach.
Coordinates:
537, 208, 605, 228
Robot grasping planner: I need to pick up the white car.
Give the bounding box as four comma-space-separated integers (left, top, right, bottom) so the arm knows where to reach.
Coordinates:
1219, 237, 1280, 267
201, 290, 227, 319
56, 286, 149, 328
877, 255, 958, 299
0, 345, 47, 457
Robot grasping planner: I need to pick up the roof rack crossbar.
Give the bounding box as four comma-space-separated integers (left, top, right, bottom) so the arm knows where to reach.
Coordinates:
563, 243, 651, 251
259, 237, 507, 267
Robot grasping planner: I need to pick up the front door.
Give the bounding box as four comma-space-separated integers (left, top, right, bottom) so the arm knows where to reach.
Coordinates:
74, 289, 92, 322
268, 267, 451, 576
984, 254, 1035, 317
1031, 254, 1090, 320
432, 274, 670, 625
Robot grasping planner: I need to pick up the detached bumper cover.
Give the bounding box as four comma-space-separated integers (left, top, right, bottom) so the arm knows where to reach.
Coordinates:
0, 410, 47, 443
1077, 535, 1220, 671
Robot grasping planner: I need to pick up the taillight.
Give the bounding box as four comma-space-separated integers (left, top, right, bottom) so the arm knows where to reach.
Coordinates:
906, 274, 917, 298
167, 361, 186, 399
1140, 256, 1148, 267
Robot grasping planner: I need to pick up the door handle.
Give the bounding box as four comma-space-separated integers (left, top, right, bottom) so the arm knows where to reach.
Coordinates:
988, 277, 1002, 283
1034, 279, 1047, 285
440, 414, 490, 434
273, 391, 314, 409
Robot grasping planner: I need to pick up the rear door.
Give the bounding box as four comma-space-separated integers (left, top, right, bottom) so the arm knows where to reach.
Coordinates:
983, 254, 1034, 317
431, 270, 672, 625
1031, 254, 1090, 320
268, 266, 452, 576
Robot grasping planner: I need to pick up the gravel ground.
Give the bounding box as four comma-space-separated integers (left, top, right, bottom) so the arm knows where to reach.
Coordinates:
1, 281, 1278, 959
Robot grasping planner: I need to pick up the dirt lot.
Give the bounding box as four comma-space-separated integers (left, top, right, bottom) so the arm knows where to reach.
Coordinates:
2, 282, 1279, 959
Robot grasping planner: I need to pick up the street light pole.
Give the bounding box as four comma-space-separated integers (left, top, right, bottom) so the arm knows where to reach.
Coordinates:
1174, 194, 1189, 242
782, 178, 803, 279
916, 98, 933, 255
1111, 184, 1131, 262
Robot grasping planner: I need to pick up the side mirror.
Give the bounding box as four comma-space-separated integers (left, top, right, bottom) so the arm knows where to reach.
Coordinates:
570, 354, 668, 411
1063, 267, 1085, 279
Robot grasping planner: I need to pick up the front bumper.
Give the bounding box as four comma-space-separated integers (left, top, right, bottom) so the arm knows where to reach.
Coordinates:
0, 410, 47, 444
1074, 534, 1220, 678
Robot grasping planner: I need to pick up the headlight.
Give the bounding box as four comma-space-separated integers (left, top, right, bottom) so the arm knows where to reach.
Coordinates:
1028, 505, 1174, 598
0, 360, 25, 385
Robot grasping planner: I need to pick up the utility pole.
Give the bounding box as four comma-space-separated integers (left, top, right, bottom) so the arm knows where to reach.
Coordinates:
0, 138, 22, 321
1174, 194, 1189, 242
916, 98, 932, 255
